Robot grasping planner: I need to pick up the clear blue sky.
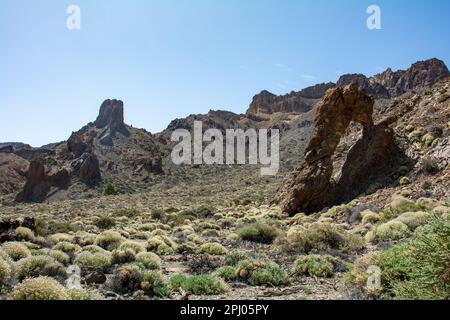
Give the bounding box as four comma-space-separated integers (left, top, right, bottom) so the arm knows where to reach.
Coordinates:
1, 0, 449, 146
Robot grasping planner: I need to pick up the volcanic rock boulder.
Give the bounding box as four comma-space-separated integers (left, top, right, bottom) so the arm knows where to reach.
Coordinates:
71, 153, 101, 186
274, 84, 408, 215
15, 160, 70, 203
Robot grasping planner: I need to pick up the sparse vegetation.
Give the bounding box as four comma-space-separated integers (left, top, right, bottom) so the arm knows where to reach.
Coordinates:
170, 274, 227, 295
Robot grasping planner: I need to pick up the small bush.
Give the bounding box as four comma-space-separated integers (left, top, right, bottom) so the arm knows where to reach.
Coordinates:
111, 249, 137, 265
0, 257, 12, 287
399, 177, 411, 186
421, 133, 435, 147
421, 157, 440, 174
198, 242, 227, 255
103, 182, 118, 195
214, 266, 238, 281
118, 241, 146, 254
12, 277, 67, 300
15, 227, 34, 241
111, 266, 142, 294
16, 256, 67, 281
237, 222, 279, 244
48, 233, 74, 245
141, 270, 170, 297
367, 221, 411, 242
146, 236, 177, 255
350, 217, 450, 299
136, 252, 161, 270
394, 211, 431, 230
286, 222, 363, 254
235, 259, 290, 287
293, 255, 335, 278
225, 250, 247, 266
48, 250, 71, 265
94, 230, 124, 251
1, 242, 31, 261
66, 288, 101, 300
74, 251, 112, 272
52, 241, 81, 255
170, 274, 227, 295
94, 216, 116, 229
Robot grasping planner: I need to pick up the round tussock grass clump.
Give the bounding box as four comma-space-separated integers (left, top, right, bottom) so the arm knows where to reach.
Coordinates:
0, 257, 12, 287
1, 242, 31, 261
74, 251, 112, 272
12, 277, 67, 300
198, 242, 227, 255
237, 222, 280, 244
94, 230, 124, 251
16, 255, 67, 282
136, 252, 161, 270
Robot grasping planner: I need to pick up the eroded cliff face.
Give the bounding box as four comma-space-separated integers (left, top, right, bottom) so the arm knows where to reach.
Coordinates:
273, 84, 409, 215
246, 83, 335, 116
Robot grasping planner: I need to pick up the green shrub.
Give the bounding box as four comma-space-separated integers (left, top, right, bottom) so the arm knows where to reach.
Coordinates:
74, 251, 112, 272
293, 255, 335, 278
94, 230, 124, 251
367, 220, 411, 242
16, 256, 66, 281
66, 288, 101, 300
12, 277, 67, 300
235, 259, 290, 287
225, 250, 247, 266
170, 274, 227, 295
48, 233, 74, 245
94, 216, 116, 229
399, 177, 411, 186
421, 157, 440, 174
1, 242, 31, 261
0, 257, 12, 287
214, 266, 238, 281
118, 241, 146, 254
351, 217, 450, 300
394, 211, 431, 230
286, 222, 363, 254
111, 266, 142, 294
381, 202, 426, 222
248, 261, 290, 287
52, 241, 81, 255
146, 236, 177, 255
103, 182, 118, 195
48, 250, 71, 265
198, 242, 227, 255
111, 249, 137, 265
141, 270, 170, 297
15, 227, 34, 241
136, 252, 161, 270
237, 222, 280, 244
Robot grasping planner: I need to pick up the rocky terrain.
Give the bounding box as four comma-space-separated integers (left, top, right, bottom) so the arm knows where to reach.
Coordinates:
0, 58, 449, 300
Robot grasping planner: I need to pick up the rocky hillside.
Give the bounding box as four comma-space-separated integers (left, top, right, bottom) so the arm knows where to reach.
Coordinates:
337, 58, 449, 99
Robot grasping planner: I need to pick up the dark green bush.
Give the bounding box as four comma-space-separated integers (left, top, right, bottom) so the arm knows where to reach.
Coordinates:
237, 222, 280, 244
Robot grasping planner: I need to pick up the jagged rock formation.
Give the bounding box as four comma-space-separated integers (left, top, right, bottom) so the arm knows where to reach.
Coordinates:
246, 83, 335, 116
337, 58, 449, 99
15, 160, 70, 203
0, 152, 28, 195
273, 84, 409, 214
72, 153, 101, 186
